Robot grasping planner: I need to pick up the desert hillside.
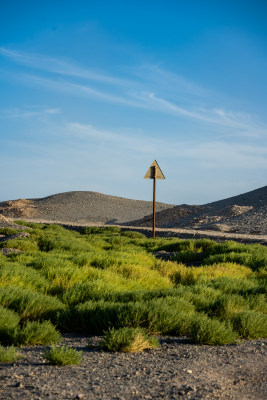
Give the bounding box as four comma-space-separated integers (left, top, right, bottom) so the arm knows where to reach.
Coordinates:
0, 191, 173, 224
0, 186, 266, 235
126, 186, 267, 235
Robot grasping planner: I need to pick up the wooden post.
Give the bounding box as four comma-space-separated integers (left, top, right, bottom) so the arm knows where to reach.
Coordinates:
144, 160, 165, 239
152, 167, 156, 238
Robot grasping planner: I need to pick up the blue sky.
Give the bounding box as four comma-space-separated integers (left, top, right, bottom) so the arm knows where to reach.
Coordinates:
0, 0, 266, 204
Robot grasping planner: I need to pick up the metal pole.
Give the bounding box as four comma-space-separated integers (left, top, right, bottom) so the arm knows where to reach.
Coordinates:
153, 168, 156, 238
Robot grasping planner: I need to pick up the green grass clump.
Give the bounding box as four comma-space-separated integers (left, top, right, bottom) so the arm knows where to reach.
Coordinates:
43, 345, 83, 365
0, 261, 49, 292
203, 251, 267, 271
82, 226, 121, 235
0, 345, 22, 363
232, 311, 267, 339
0, 238, 38, 252
210, 294, 249, 319
0, 228, 21, 236
0, 306, 20, 344
0, 222, 266, 346
121, 231, 146, 239
102, 327, 160, 352
191, 316, 238, 345
69, 297, 196, 336
171, 262, 252, 286
14, 320, 61, 346
0, 286, 66, 322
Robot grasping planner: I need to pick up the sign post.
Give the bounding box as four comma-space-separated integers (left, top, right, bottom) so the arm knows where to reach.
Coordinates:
144, 160, 165, 238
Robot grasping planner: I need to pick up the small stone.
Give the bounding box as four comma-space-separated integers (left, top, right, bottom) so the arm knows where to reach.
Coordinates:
14, 382, 23, 388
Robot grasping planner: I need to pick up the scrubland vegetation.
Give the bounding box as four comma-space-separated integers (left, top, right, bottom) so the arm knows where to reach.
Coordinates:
0, 222, 266, 352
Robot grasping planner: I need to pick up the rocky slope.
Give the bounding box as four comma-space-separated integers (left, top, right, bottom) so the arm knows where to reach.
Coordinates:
0, 191, 173, 224
127, 186, 267, 235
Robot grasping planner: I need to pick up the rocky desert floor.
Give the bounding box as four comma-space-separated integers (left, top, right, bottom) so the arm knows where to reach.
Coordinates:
1, 335, 266, 400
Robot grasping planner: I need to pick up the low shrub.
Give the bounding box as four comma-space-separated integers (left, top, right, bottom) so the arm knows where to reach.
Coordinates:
248, 294, 267, 314
232, 311, 267, 339
82, 226, 121, 235
203, 252, 267, 272
151, 259, 179, 278
0, 228, 21, 236
0, 306, 20, 344
102, 327, 160, 352
68, 297, 196, 336
0, 239, 38, 252
0, 261, 49, 292
43, 345, 83, 366
14, 320, 61, 346
0, 345, 22, 363
191, 316, 238, 345
171, 263, 252, 286
155, 238, 216, 253
208, 276, 259, 294
210, 294, 249, 319
0, 286, 66, 322
121, 231, 146, 239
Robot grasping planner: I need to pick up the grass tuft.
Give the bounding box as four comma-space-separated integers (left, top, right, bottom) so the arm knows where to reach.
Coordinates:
43, 345, 83, 365
191, 316, 238, 345
0, 306, 20, 344
0, 345, 22, 363
102, 327, 160, 352
232, 311, 267, 339
14, 320, 61, 346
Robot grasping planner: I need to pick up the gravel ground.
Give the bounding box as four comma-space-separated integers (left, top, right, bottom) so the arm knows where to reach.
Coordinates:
0, 336, 266, 400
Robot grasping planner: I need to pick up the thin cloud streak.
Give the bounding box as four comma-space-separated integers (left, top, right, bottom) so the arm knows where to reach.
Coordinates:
65, 122, 267, 169
0, 47, 133, 87
17, 73, 267, 137
0, 106, 60, 119
4, 120, 266, 170
1, 47, 267, 137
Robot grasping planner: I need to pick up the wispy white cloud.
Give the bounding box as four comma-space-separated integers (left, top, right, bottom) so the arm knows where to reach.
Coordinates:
130, 63, 209, 98
0, 106, 60, 119
64, 122, 267, 169
1, 47, 267, 138
17, 73, 145, 108
0, 47, 132, 86
132, 91, 267, 136
66, 122, 160, 154
1, 117, 266, 204
4, 118, 265, 170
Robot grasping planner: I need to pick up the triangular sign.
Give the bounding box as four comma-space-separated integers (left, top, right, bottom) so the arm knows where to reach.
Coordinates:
144, 160, 165, 179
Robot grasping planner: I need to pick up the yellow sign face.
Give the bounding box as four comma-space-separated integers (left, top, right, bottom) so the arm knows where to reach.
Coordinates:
144, 160, 165, 179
